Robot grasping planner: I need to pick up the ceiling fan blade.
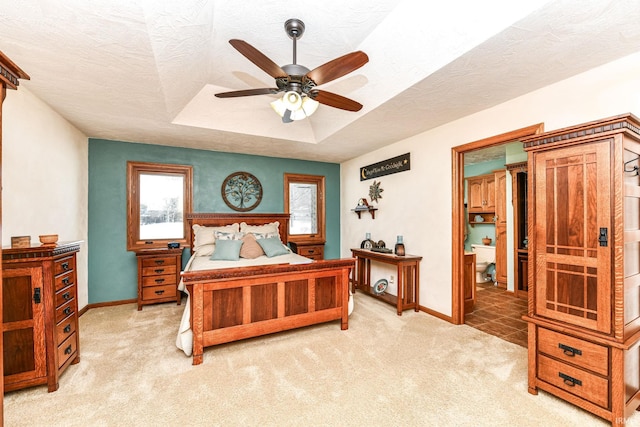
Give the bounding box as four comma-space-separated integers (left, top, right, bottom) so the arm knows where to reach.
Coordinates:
312, 90, 363, 112
215, 88, 279, 98
306, 51, 368, 86
229, 39, 288, 79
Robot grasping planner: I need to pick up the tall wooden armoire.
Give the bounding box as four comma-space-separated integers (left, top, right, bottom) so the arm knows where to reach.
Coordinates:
522, 114, 640, 426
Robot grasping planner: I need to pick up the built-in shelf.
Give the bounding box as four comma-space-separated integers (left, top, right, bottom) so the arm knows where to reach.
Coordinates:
468, 212, 495, 226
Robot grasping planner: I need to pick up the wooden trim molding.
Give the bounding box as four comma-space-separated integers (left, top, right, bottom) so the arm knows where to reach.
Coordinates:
0, 50, 29, 426
451, 123, 544, 325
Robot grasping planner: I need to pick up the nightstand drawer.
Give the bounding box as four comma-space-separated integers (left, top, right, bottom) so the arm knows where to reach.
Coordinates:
297, 245, 323, 258
538, 354, 608, 408
142, 274, 176, 287
142, 264, 177, 277
141, 256, 176, 269
142, 284, 177, 301
538, 328, 608, 376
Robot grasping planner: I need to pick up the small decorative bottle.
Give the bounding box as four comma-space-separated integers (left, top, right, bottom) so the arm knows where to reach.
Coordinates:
394, 235, 405, 256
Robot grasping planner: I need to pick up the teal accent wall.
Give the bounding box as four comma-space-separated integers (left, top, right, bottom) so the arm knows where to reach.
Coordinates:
88, 139, 341, 304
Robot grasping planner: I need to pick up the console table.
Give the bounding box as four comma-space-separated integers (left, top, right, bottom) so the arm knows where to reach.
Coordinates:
351, 248, 422, 315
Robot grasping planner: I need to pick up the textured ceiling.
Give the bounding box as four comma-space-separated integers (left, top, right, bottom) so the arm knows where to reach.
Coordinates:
1, 0, 639, 163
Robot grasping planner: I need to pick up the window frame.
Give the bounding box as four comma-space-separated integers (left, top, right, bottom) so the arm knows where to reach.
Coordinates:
284, 173, 326, 244
126, 161, 193, 251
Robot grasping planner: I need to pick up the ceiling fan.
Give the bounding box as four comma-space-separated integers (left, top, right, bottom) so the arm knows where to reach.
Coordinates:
215, 18, 369, 123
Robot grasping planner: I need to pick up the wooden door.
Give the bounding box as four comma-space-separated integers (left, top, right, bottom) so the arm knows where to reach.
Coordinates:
533, 141, 612, 333
494, 170, 507, 287
3, 266, 47, 388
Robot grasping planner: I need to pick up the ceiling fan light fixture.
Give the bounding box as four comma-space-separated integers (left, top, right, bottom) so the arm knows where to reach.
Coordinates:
270, 91, 319, 122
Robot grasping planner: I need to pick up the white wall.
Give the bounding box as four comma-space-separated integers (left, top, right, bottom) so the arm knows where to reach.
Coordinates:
341, 51, 640, 317
3, 86, 89, 309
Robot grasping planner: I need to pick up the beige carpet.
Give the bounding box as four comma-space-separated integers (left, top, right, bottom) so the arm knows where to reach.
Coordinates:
5, 294, 636, 426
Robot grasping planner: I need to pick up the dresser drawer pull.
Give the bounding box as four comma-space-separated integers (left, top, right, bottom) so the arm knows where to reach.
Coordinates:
62, 277, 70, 286
155, 290, 165, 295
63, 307, 72, 316
61, 262, 70, 271
559, 372, 582, 387
62, 292, 71, 301
63, 324, 71, 334
558, 343, 582, 357
154, 260, 165, 265
155, 278, 165, 284
64, 345, 72, 355
154, 268, 165, 274
307, 250, 315, 254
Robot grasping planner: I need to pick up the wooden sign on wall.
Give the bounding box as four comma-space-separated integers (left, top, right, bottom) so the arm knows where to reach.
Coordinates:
360, 153, 410, 181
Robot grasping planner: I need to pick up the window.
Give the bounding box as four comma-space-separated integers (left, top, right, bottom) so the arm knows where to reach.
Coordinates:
127, 161, 193, 251
284, 173, 325, 243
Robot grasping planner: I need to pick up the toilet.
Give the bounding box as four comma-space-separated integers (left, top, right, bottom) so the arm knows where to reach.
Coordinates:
471, 244, 496, 284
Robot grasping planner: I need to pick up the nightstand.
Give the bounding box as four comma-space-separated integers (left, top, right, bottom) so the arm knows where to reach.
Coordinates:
135, 248, 183, 310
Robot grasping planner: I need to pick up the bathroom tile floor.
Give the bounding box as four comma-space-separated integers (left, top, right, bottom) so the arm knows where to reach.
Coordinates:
464, 281, 528, 347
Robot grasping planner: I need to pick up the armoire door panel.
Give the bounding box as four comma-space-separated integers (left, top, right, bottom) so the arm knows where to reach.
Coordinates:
535, 141, 612, 334
2, 266, 46, 382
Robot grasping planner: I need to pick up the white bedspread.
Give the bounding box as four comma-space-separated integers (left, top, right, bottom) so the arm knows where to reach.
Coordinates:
175, 252, 315, 356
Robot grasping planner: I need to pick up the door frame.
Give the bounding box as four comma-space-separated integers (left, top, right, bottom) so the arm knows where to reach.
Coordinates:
451, 123, 544, 325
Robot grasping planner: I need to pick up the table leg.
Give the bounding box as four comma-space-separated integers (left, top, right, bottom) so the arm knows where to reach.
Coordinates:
397, 264, 403, 315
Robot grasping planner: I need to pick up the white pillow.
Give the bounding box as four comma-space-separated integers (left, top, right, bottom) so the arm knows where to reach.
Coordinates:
192, 223, 239, 254
240, 221, 280, 239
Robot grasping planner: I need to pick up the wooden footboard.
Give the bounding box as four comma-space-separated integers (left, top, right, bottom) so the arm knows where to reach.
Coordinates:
183, 259, 354, 365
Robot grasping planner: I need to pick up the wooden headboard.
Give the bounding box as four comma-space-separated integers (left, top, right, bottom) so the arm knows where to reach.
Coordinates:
186, 213, 291, 251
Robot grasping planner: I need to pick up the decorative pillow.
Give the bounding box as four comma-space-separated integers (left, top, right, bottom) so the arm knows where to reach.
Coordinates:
239, 233, 265, 259
193, 223, 239, 253
193, 244, 215, 257
256, 236, 290, 258
214, 230, 244, 241
240, 221, 280, 239
210, 239, 243, 261
252, 231, 279, 240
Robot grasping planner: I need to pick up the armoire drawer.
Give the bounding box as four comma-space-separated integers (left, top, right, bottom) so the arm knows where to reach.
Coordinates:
56, 317, 77, 344
538, 327, 608, 376
57, 333, 77, 368
54, 256, 75, 276
55, 298, 76, 324
54, 270, 74, 291
55, 284, 75, 308
141, 256, 176, 269
538, 354, 609, 408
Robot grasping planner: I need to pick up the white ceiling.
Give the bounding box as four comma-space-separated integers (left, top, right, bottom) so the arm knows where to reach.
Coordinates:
1, 0, 639, 163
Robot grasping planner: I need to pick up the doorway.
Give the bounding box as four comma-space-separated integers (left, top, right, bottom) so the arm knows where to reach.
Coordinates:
451, 123, 543, 326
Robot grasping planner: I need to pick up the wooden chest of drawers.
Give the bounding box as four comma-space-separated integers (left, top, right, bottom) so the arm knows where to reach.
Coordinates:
288, 242, 324, 260
135, 248, 183, 310
2, 241, 82, 392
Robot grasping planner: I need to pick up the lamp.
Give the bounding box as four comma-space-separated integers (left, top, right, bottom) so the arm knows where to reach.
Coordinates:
271, 90, 319, 123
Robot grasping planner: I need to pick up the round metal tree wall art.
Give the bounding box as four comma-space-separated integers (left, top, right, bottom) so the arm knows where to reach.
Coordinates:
221, 172, 263, 212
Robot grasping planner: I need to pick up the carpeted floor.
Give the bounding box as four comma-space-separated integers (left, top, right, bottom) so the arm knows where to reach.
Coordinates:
4, 293, 636, 426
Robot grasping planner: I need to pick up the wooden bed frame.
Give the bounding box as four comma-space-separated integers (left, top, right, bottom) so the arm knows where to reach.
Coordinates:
181, 213, 354, 365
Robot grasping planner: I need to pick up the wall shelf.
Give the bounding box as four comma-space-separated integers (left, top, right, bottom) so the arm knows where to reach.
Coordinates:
352, 207, 377, 219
